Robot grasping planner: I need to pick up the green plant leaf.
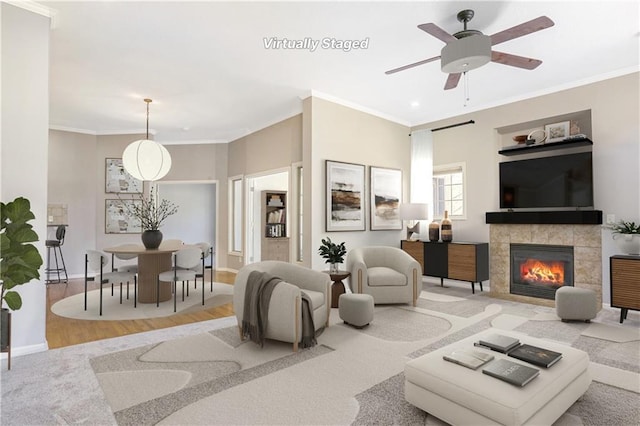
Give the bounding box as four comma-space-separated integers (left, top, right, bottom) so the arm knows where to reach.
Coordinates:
3, 291, 22, 311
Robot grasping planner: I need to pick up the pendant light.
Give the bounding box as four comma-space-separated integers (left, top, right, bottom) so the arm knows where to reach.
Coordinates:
122, 98, 172, 181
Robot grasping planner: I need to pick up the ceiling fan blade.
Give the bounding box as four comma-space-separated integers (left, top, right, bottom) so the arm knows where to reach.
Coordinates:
385, 56, 440, 75
418, 23, 457, 43
444, 73, 461, 90
490, 16, 554, 46
491, 50, 542, 70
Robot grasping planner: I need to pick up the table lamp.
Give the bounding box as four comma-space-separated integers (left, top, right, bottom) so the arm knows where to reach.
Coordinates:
400, 203, 429, 241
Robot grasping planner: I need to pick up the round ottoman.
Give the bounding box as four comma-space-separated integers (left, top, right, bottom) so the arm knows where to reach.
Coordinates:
555, 287, 598, 322
339, 293, 374, 328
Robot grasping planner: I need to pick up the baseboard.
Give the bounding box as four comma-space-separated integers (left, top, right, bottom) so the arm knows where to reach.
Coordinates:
1, 341, 49, 360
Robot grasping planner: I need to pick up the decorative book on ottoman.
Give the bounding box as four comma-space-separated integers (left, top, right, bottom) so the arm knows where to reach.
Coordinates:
508, 344, 563, 368
476, 333, 521, 353
482, 359, 540, 387
443, 350, 495, 370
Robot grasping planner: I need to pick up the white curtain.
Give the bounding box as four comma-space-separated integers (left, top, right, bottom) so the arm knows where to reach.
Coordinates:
410, 129, 433, 219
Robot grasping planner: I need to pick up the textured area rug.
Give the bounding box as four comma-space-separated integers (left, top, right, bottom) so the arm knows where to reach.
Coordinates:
50, 282, 233, 320
3, 281, 639, 425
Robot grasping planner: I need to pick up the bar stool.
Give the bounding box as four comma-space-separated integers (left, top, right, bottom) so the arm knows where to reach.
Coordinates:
45, 225, 68, 284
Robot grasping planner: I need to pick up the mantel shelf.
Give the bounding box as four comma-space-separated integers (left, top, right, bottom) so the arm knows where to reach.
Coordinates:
499, 137, 593, 156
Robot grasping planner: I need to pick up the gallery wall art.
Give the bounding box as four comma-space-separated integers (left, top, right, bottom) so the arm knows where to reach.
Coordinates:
326, 160, 365, 231
369, 166, 402, 230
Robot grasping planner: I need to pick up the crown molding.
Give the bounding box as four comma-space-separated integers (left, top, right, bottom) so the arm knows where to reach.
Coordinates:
4, 0, 58, 28
302, 90, 411, 127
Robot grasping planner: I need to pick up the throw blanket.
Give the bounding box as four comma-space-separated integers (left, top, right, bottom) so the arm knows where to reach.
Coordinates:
242, 271, 282, 347
300, 292, 316, 349
242, 270, 318, 349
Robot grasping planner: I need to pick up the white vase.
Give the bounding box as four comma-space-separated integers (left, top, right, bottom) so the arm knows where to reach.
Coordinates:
613, 234, 640, 255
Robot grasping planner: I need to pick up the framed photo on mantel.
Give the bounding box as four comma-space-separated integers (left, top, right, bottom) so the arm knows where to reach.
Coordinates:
326, 160, 365, 232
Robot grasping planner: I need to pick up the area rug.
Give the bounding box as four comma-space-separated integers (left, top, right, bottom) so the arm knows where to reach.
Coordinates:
4, 282, 639, 425
50, 282, 233, 320
86, 289, 639, 425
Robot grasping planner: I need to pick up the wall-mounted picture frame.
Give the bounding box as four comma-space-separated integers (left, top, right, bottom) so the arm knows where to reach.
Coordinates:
326, 160, 365, 232
105, 199, 142, 234
369, 166, 402, 230
545, 121, 570, 143
105, 158, 143, 193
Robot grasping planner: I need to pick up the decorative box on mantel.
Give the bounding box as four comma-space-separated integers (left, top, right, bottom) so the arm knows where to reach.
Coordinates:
486, 211, 603, 308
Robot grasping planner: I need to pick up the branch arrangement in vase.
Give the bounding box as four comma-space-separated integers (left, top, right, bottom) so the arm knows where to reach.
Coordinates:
124, 188, 178, 231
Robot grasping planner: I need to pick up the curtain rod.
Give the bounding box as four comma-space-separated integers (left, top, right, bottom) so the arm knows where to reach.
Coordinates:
431, 119, 475, 132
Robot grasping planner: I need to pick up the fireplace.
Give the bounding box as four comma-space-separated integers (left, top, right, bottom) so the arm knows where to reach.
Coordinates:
510, 244, 574, 300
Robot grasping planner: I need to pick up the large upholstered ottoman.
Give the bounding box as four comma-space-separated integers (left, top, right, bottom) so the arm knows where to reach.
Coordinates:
405, 329, 591, 425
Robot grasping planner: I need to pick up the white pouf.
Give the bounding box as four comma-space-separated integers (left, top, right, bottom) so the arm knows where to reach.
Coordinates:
338, 293, 374, 328
555, 286, 598, 322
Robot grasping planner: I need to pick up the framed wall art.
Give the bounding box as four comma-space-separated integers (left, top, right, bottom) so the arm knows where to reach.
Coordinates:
326, 160, 365, 231
105, 158, 143, 193
105, 199, 142, 234
545, 121, 570, 143
369, 166, 402, 230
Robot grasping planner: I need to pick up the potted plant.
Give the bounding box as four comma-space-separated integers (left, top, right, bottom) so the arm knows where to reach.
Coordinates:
0, 197, 44, 351
605, 219, 640, 255
318, 237, 347, 273
128, 188, 178, 249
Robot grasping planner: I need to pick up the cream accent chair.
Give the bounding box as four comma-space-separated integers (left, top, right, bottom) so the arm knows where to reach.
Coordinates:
346, 246, 421, 306
233, 261, 331, 352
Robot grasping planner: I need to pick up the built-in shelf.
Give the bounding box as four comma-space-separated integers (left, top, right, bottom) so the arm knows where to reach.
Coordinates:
499, 137, 593, 156
485, 210, 603, 225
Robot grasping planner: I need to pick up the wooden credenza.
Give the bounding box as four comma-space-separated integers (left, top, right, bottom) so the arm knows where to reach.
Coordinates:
610, 255, 640, 324
401, 241, 489, 294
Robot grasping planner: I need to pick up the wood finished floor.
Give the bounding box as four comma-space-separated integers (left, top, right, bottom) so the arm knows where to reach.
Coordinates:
45, 270, 236, 349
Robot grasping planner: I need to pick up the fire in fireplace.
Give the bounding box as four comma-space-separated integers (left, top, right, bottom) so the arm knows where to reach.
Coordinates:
510, 244, 574, 300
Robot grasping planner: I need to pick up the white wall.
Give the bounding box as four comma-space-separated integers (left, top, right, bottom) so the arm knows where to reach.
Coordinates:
1, 4, 50, 355
305, 97, 412, 271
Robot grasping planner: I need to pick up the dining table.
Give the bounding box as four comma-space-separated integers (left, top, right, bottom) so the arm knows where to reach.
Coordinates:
104, 240, 195, 303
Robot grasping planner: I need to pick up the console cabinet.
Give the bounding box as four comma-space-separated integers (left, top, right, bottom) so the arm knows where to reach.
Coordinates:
610, 255, 640, 324
402, 241, 489, 294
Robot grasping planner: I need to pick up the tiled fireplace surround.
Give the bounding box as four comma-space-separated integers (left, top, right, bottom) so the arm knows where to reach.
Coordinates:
489, 224, 602, 308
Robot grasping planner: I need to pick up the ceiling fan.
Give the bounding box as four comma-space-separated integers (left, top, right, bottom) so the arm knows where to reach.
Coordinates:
386, 10, 554, 90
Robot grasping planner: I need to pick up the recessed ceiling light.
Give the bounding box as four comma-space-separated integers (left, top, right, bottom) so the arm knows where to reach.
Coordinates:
410, 101, 420, 108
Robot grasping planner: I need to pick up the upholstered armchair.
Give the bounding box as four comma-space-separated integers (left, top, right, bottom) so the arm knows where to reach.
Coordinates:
346, 246, 421, 306
233, 261, 331, 351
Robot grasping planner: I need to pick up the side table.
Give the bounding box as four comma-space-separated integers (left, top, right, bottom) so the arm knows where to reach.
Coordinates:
323, 271, 351, 308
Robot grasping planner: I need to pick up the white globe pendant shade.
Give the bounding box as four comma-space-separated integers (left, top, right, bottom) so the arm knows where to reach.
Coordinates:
122, 139, 172, 181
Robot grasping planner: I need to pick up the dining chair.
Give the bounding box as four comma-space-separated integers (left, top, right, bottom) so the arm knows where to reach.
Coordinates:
110, 244, 139, 274
157, 247, 202, 312
84, 250, 137, 316
193, 242, 214, 292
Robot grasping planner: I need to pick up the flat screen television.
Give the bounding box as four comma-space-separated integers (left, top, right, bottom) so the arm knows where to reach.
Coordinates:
500, 152, 593, 209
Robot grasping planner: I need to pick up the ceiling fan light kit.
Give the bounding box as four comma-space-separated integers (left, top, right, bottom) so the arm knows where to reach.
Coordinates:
441, 34, 491, 73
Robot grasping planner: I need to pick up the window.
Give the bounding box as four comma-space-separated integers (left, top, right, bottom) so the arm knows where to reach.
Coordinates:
229, 176, 243, 253
433, 162, 466, 219
295, 164, 303, 262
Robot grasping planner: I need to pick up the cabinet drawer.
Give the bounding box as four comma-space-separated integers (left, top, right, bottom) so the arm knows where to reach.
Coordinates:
262, 238, 290, 262
401, 241, 424, 272
448, 244, 477, 281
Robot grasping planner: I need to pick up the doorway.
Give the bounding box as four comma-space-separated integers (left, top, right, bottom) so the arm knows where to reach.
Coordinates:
245, 170, 289, 264
156, 181, 217, 268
